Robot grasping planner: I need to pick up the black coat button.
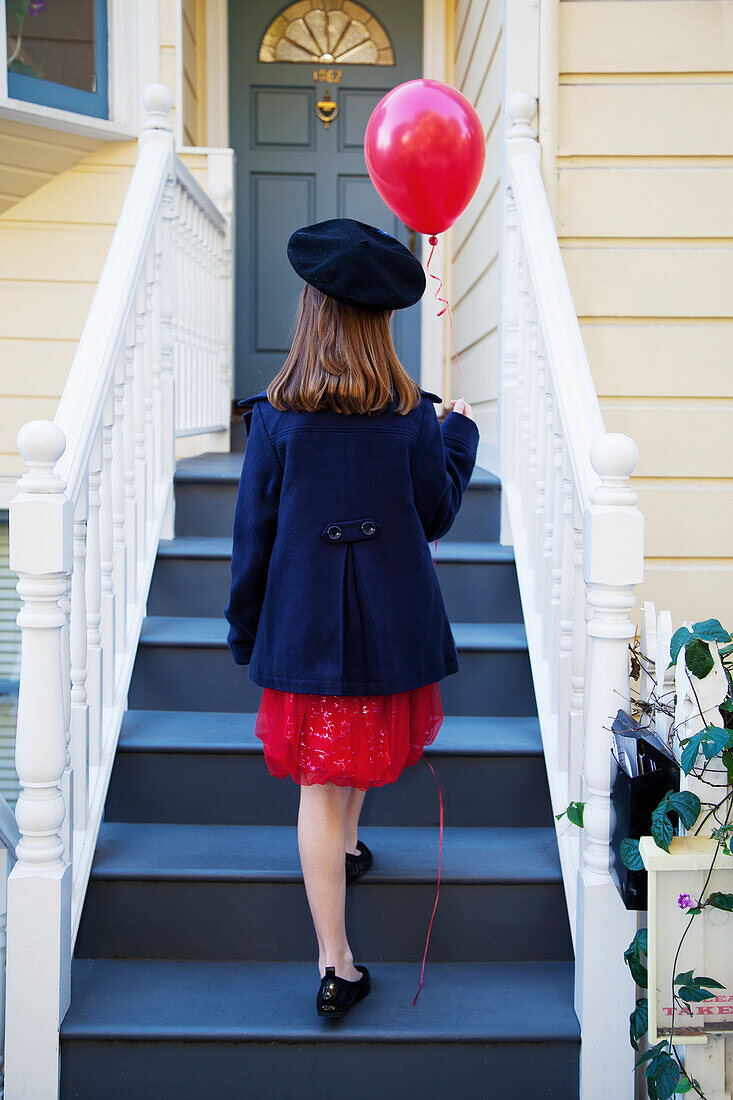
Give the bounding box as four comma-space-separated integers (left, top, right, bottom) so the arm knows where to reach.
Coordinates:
326, 524, 342, 540
361, 520, 376, 536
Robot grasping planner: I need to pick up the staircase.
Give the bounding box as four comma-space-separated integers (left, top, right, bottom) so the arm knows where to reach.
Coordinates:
58, 438, 580, 1097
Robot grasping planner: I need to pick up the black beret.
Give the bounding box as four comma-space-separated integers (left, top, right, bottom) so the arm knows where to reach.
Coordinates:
286, 218, 426, 311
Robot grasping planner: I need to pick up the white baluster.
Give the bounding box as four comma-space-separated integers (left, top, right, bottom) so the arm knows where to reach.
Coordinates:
575, 432, 643, 1098
123, 311, 139, 605
133, 276, 148, 566
86, 421, 103, 776
143, 242, 156, 516
112, 343, 128, 659
58, 552, 72, 869
556, 449, 574, 779
5, 420, 73, 1099
500, 185, 519, 504
211, 182, 234, 437
100, 391, 116, 711
70, 486, 89, 840
159, 178, 176, 538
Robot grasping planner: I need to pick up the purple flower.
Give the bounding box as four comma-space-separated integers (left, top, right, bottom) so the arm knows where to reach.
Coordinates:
29, 1, 47, 15
678, 893, 696, 911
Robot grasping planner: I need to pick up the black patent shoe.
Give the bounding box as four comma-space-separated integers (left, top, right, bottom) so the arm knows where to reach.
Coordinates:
345, 840, 373, 885
316, 964, 371, 1019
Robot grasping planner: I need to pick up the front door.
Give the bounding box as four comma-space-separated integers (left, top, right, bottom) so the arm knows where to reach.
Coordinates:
228, 0, 424, 400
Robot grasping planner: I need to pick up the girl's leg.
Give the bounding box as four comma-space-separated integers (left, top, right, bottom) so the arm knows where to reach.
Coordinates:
298, 780, 361, 981
344, 787, 367, 855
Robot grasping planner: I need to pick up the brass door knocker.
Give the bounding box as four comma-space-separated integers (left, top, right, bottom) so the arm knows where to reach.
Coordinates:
315, 88, 338, 130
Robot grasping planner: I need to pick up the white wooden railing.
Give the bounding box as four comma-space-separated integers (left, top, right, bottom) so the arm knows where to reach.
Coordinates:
500, 94, 645, 1099
4, 85, 233, 1098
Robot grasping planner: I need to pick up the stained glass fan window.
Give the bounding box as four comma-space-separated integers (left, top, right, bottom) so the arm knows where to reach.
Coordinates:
259, 0, 394, 65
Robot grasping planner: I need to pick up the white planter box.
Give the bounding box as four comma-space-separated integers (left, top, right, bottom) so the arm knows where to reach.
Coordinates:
640, 835, 733, 1045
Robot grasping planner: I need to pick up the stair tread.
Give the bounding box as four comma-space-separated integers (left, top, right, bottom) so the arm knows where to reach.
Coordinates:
61, 958, 578, 1043
89, 822, 561, 883
138, 616, 528, 650
174, 451, 499, 489
156, 536, 515, 564
118, 710, 543, 756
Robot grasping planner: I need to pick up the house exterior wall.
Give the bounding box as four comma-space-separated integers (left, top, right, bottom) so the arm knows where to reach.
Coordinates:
556, 0, 733, 631
448, 0, 503, 467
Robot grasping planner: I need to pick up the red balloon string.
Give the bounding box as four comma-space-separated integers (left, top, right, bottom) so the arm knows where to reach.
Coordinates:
412, 756, 444, 1006
426, 233, 465, 564
426, 234, 466, 401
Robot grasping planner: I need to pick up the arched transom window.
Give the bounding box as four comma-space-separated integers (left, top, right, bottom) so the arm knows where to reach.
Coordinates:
259, 1, 394, 66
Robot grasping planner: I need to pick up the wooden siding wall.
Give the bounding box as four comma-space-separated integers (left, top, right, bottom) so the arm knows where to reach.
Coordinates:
449, 0, 503, 457
0, 143, 136, 499
558, 0, 733, 631
182, 0, 207, 146
0, 118, 100, 215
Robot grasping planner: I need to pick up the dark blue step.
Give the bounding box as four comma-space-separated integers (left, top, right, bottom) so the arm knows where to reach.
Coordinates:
60, 958, 579, 1099
173, 452, 500, 542
74, 823, 572, 963
128, 617, 536, 717
148, 536, 522, 623
107, 711, 551, 827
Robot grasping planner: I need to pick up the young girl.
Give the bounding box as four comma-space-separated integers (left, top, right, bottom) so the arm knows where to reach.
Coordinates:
224, 217, 479, 1020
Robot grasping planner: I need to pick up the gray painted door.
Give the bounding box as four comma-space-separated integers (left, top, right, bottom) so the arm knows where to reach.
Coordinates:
228, 0, 424, 399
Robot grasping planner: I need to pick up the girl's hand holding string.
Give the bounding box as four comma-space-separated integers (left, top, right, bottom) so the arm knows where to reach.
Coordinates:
450, 398, 475, 422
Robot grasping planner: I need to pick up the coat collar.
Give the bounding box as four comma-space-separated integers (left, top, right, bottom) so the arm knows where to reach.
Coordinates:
237, 388, 442, 408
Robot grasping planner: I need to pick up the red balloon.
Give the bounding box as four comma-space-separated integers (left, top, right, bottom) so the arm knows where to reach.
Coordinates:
364, 78, 485, 236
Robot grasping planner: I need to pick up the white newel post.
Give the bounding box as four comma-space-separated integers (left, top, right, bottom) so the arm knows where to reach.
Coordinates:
5, 421, 74, 1100
576, 433, 644, 1099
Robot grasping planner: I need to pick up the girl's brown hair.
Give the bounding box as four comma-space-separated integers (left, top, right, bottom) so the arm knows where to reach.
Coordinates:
267, 283, 422, 416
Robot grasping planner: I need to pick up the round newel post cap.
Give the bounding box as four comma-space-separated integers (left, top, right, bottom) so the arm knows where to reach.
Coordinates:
16, 420, 67, 493
590, 433, 639, 481
507, 92, 538, 140
142, 84, 174, 133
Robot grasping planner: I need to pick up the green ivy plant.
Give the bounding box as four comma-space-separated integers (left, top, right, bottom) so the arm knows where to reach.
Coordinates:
561, 618, 733, 1099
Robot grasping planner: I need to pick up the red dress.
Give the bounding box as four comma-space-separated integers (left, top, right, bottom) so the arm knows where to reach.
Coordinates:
254, 682, 443, 789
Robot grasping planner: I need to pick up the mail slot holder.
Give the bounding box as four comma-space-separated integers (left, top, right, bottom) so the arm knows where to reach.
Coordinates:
321, 518, 381, 543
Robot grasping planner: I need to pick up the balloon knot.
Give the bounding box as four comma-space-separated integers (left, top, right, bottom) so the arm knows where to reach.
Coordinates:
428, 235, 438, 246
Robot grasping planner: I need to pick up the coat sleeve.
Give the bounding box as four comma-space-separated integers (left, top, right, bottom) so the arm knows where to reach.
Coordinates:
223, 401, 283, 665
411, 402, 480, 542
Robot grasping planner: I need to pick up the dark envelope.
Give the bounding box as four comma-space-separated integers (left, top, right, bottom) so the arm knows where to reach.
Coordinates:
609, 709, 680, 910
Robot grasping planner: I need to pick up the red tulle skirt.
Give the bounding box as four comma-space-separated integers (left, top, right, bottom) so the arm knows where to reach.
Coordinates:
254, 682, 443, 790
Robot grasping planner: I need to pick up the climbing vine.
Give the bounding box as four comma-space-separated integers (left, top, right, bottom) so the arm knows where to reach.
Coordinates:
560, 618, 733, 1099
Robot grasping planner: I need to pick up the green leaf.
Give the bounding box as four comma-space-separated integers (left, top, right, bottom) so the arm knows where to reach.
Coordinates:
635, 1040, 666, 1069
674, 970, 695, 987
691, 619, 731, 644
701, 726, 732, 760
666, 792, 702, 830
670, 627, 694, 667
646, 1052, 681, 1100
629, 998, 648, 1051
677, 984, 716, 1003
556, 801, 585, 828
681, 730, 705, 775
651, 795, 675, 851
707, 892, 733, 912
621, 838, 645, 871
625, 928, 649, 989
694, 976, 726, 989
686, 638, 714, 679
674, 1079, 693, 1094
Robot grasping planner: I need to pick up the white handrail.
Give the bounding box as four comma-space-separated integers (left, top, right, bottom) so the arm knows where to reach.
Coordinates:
500, 94, 644, 1099
4, 84, 233, 1098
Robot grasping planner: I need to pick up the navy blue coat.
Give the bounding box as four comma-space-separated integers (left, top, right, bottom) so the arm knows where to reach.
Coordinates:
223, 388, 480, 694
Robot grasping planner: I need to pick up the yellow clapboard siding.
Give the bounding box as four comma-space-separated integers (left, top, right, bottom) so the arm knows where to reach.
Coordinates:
562, 246, 733, 318
0, 165, 54, 202
0, 225, 114, 281
0, 283, 96, 340
447, 331, 498, 405
635, 566, 733, 639
452, 188, 501, 307
560, 1, 733, 75
461, 1, 501, 108
0, 398, 62, 449
559, 84, 733, 156
1, 166, 132, 226
634, 483, 733, 558
579, 322, 733, 398
455, 0, 489, 81
559, 167, 733, 238
600, 401, 733, 477
81, 141, 138, 167
0, 340, 77, 396
451, 261, 500, 356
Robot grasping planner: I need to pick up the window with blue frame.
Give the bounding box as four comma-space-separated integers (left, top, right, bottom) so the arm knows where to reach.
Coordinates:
5, 0, 108, 119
